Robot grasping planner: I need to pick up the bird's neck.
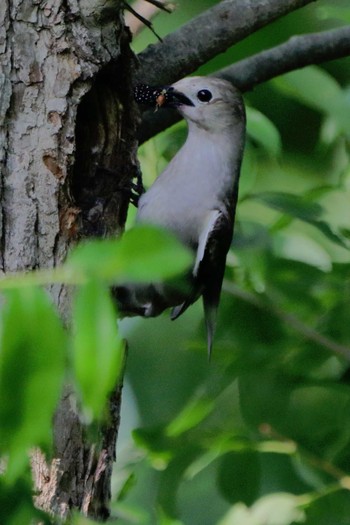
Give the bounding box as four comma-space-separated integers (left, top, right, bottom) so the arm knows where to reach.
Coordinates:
179, 122, 245, 188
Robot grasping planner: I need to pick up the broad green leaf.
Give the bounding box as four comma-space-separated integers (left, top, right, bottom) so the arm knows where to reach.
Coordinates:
250, 192, 348, 249
166, 396, 214, 437
284, 384, 350, 451
217, 494, 305, 525
217, 503, 254, 525
132, 427, 173, 466
246, 107, 282, 157
66, 239, 124, 280
273, 231, 333, 271
112, 501, 150, 524
239, 371, 292, 429
0, 475, 50, 525
273, 67, 350, 136
158, 445, 202, 518
0, 287, 66, 479
115, 225, 192, 281
250, 192, 323, 222
217, 450, 261, 505
66, 225, 192, 283
72, 281, 124, 419
158, 508, 185, 525
252, 493, 305, 525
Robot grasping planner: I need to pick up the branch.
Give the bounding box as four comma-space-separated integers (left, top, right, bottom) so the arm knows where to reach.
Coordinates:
134, 0, 317, 85
223, 281, 350, 362
137, 26, 350, 143
217, 25, 350, 91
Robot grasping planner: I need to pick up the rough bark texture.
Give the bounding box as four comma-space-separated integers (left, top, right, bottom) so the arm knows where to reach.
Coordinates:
0, 0, 138, 520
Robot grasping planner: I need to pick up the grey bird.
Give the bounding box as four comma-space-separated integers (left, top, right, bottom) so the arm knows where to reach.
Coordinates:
117, 76, 246, 357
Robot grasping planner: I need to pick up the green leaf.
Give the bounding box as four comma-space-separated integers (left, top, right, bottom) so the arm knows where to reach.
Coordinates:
0, 475, 50, 525
217, 450, 261, 505
66, 225, 192, 283
158, 508, 185, 525
251, 192, 323, 222
0, 288, 66, 479
251, 493, 305, 525
166, 396, 214, 437
239, 371, 292, 429
247, 107, 282, 156
284, 384, 350, 452
273, 231, 333, 271
273, 67, 350, 136
217, 502, 254, 525
72, 281, 124, 420
217, 494, 305, 525
115, 225, 193, 281
250, 192, 348, 249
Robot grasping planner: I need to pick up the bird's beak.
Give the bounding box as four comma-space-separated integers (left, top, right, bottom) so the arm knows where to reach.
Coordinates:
163, 87, 194, 108
134, 83, 194, 110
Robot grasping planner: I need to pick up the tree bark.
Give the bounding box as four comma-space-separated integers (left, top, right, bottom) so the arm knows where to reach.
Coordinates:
0, 0, 138, 520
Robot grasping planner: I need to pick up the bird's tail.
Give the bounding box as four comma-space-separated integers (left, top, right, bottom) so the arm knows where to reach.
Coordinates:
203, 296, 218, 361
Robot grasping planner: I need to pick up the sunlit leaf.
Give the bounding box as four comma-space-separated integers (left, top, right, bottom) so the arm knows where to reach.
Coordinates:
166, 396, 214, 437
0, 288, 66, 478
66, 225, 192, 283
273, 231, 333, 271
72, 281, 124, 419
250, 192, 323, 222
252, 493, 305, 525
158, 507, 185, 525
217, 493, 305, 525
217, 502, 253, 525
273, 67, 350, 136
250, 192, 348, 249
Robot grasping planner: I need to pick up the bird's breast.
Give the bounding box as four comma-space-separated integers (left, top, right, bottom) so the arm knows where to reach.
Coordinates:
137, 135, 238, 245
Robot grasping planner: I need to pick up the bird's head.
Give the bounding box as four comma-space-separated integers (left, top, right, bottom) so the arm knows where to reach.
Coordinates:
167, 76, 245, 133
134, 76, 245, 134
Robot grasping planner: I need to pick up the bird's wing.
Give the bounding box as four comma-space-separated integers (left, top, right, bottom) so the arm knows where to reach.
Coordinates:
171, 208, 233, 357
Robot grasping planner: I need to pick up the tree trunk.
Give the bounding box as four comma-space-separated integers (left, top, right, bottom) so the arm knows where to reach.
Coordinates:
0, 0, 138, 520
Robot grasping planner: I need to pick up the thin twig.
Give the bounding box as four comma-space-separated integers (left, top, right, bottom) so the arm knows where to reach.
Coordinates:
223, 280, 350, 362
123, 1, 163, 40
143, 0, 174, 14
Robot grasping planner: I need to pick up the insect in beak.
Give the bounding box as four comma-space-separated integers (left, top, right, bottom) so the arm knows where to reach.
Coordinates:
155, 89, 168, 112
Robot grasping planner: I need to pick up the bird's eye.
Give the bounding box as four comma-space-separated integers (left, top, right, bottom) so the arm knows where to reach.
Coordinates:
197, 89, 212, 102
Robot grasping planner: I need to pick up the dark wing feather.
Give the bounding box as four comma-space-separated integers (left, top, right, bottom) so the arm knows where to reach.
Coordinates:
198, 210, 233, 358
171, 207, 233, 358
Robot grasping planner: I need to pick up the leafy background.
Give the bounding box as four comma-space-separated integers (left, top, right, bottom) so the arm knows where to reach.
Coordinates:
114, 1, 350, 524
1, 1, 350, 524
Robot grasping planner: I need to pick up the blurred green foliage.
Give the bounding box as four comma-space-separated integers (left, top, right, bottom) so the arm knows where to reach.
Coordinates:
0, 226, 191, 523
114, 1, 350, 524
1, 1, 350, 524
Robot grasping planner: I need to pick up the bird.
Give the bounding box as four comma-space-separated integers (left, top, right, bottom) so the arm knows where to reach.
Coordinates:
116, 76, 246, 358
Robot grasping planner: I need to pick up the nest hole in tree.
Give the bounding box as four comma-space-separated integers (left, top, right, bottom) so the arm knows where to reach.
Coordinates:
71, 60, 138, 238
